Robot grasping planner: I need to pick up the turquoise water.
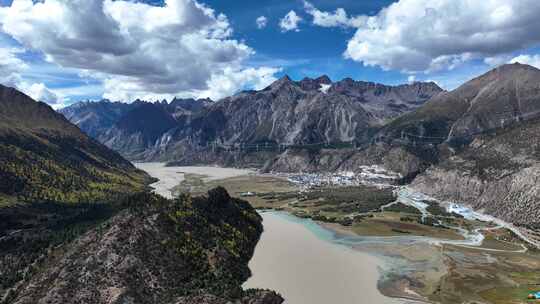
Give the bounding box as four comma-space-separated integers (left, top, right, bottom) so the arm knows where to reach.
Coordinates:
264, 211, 338, 243
263, 211, 441, 283
264, 210, 429, 247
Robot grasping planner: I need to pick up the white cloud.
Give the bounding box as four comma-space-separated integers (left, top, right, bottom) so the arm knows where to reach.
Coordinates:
0, 0, 280, 101
25, 83, 59, 104
407, 75, 416, 83
0, 47, 27, 87
200, 66, 281, 100
0, 47, 60, 105
101, 66, 281, 102
509, 54, 540, 69
256, 16, 268, 29
280, 10, 302, 32
484, 55, 511, 67
303, 1, 364, 28
343, 0, 540, 73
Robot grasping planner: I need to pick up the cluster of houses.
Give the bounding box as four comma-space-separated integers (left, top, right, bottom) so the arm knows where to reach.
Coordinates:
280, 165, 401, 190
285, 172, 358, 190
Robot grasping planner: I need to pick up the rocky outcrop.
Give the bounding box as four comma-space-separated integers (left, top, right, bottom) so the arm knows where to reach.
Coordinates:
4, 189, 283, 304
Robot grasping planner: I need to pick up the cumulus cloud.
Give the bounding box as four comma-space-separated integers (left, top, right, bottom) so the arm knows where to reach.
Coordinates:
26, 83, 60, 104
0, 0, 279, 101
303, 1, 364, 28
343, 0, 540, 73
256, 16, 268, 29
484, 55, 512, 67
102, 66, 280, 102
407, 75, 416, 83
279, 10, 302, 32
200, 66, 281, 100
0, 47, 27, 87
509, 54, 540, 69
0, 47, 60, 104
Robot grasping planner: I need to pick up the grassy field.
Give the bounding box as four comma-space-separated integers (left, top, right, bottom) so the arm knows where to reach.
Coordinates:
190, 175, 299, 208
352, 212, 465, 240
480, 228, 528, 251
171, 173, 208, 194
480, 286, 540, 304
479, 271, 540, 304
176, 174, 470, 240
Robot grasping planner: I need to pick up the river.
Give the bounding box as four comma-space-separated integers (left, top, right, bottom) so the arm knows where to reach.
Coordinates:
135, 163, 399, 304
244, 211, 399, 304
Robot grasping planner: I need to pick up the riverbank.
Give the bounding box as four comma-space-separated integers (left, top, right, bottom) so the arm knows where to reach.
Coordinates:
244, 211, 399, 304
135, 163, 540, 304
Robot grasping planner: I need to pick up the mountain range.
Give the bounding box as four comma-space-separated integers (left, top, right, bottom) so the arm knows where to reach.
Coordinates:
60, 76, 442, 163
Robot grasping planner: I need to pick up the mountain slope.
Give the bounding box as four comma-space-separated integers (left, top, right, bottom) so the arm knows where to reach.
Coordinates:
372, 64, 540, 225
0, 85, 150, 204
412, 117, 540, 225
2, 189, 283, 304
383, 63, 540, 143
59, 100, 133, 138
98, 102, 179, 159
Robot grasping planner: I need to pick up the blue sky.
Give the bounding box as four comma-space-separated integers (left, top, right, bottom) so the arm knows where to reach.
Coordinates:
1, 0, 540, 106
205, 0, 399, 81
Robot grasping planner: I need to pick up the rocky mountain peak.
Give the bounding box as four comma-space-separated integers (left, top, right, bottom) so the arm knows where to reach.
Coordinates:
316, 75, 332, 84
264, 74, 299, 92
280, 74, 292, 81
114, 102, 177, 144
298, 75, 332, 91
298, 75, 333, 91
459, 63, 540, 92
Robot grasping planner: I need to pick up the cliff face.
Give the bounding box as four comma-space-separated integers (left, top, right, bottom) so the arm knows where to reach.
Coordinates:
411, 118, 540, 225
3, 189, 283, 304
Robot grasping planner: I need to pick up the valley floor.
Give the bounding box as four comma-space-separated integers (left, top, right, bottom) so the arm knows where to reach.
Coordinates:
136, 163, 540, 304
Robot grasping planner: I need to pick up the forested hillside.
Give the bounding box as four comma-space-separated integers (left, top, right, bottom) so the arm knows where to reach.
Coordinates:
0, 85, 151, 204
1, 189, 283, 304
